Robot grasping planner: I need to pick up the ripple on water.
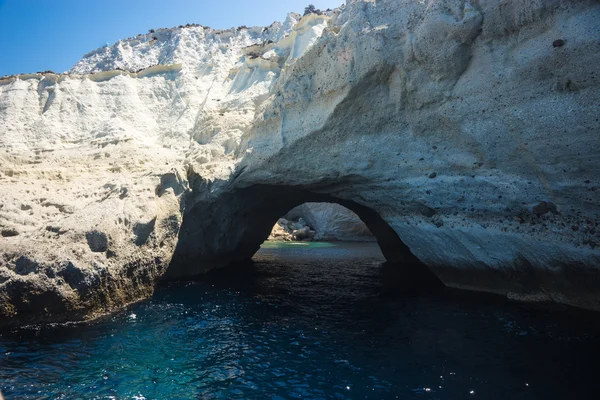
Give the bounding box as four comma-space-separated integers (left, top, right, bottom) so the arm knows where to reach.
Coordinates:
1, 242, 600, 399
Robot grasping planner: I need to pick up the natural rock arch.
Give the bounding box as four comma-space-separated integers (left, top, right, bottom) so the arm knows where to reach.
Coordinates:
166, 184, 432, 281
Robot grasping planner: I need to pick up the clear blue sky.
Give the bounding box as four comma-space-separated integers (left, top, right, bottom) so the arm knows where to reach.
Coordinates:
0, 0, 343, 76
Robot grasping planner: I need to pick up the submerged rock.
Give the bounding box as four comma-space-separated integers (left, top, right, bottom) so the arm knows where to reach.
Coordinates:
1, 0, 600, 327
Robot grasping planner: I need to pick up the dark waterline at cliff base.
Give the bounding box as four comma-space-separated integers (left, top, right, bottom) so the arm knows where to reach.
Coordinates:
1, 242, 600, 399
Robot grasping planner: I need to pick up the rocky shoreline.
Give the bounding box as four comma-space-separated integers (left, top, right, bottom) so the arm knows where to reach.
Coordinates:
1, 0, 600, 328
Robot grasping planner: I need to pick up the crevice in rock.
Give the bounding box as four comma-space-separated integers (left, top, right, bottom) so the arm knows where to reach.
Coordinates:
133, 218, 157, 246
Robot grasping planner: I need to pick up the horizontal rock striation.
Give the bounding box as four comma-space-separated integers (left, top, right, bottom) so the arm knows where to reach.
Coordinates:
1, 0, 600, 327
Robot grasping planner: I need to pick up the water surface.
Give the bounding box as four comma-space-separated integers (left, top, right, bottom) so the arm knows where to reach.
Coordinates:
1, 242, 599, 399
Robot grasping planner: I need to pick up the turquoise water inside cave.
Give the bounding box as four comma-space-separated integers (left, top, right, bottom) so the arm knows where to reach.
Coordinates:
1, 242, 599, 399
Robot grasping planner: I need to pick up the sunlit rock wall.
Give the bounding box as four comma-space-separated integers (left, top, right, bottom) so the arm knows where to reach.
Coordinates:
2, 1, 600, 328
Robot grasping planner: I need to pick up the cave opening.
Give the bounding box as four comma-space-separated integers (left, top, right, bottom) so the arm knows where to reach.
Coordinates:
265, 202, 377, 243
167, 185, 442, 288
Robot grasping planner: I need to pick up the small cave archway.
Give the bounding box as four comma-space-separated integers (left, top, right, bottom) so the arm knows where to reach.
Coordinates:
167, 185, 438, 286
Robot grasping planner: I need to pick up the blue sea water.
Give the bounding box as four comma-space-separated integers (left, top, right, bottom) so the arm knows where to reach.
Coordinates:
1, 242, 599, 399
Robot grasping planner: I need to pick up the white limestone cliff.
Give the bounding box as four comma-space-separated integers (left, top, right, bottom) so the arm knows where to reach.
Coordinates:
0, 10, 338, 326
1, 1, 599, 327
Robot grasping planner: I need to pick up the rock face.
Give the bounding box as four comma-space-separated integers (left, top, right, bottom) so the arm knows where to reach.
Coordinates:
0, 10, 339, 327
1, 1, 600, 327
281, 203, 375, 241
268, 216, 316, 241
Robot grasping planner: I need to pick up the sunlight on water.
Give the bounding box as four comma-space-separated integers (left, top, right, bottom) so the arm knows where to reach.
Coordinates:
1, 243, 599, 399
259, 240, 337, 249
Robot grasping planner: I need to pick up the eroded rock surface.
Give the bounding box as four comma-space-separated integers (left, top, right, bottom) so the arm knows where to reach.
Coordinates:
285, 203, 375, 241
268, 203, 375, 242
176, 0, 600, 309
268, 217, 316, 242
1, 0, 600, 327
